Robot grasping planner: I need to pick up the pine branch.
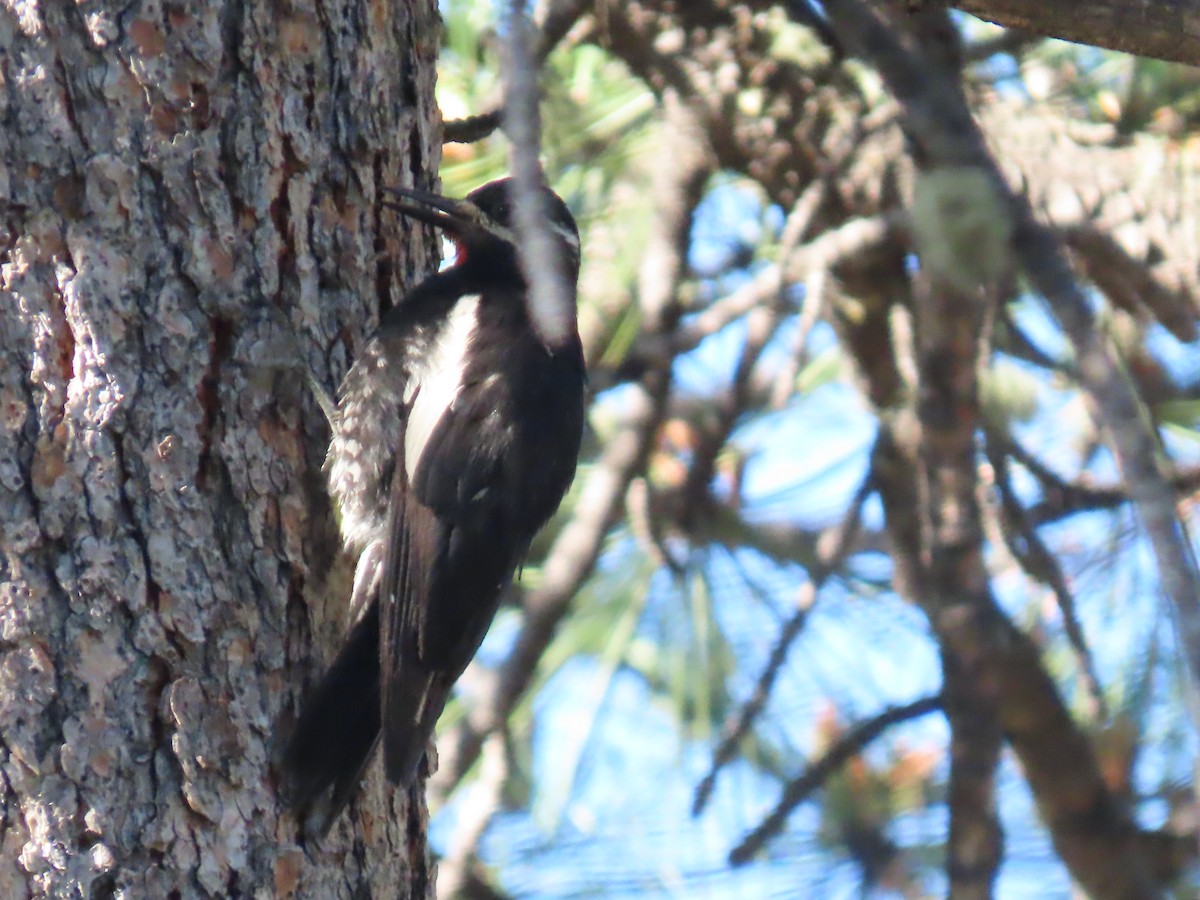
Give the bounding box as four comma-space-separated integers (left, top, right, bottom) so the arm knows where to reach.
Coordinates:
729, 694, 943, 865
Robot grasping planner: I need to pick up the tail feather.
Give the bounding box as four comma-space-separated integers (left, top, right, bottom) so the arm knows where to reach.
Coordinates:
383, 667, 449, 786
277, 602, 382, 839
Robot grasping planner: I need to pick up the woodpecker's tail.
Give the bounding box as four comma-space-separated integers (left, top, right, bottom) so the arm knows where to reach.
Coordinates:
277, 602, 382, 839
382, 664, 449, 786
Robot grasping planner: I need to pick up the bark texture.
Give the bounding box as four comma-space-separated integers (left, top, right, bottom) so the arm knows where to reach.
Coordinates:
0, 0, 442, 895
955, 0, 1200, 66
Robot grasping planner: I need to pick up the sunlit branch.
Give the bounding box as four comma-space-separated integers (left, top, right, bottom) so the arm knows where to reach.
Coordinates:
729, 694, 944, 865
770, 261, 829, 409
952, 0, 1200, 66
597, 212, 902, 392
502, 0, 576, 348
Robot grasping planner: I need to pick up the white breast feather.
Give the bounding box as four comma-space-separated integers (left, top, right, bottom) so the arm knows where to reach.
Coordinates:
404, 294, 481, 480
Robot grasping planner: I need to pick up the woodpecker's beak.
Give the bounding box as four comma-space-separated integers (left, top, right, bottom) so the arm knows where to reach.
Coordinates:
382, 186, 502, 242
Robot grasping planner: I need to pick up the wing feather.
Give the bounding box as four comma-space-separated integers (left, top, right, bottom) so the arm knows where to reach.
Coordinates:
377, 289, 586, 786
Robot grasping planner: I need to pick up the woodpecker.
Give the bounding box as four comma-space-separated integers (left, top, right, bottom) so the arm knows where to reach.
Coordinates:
278, 178, 585, 836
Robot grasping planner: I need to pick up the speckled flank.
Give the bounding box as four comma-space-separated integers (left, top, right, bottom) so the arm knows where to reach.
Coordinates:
326, 336, 408, 551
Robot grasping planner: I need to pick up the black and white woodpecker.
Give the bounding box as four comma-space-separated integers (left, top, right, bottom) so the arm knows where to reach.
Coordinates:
278, 178, 586, 836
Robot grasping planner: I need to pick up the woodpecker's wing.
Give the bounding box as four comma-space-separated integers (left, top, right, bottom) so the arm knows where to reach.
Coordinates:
377, 360, 524, 784
377, 286, 586, 785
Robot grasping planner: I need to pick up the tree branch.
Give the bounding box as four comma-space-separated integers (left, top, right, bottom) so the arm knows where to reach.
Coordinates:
443, 0, 590, 144
502, 0, 576, 348
693, 468, 876, 815
953, 0, 1200, 67
985, 431, 1108, 717
729, 695, 944, 865
824, 2, 1186, 894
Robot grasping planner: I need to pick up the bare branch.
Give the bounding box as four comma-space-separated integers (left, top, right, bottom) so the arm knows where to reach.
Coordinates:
824, 2, 1185, 894
1062, 224, 1197, 343
962, 27, 1040, 63
502, 0, 576, 348
443, 110, 504, 146
597, 212, 903, 391
729, 694, 944, 865
692, 468, 876, 816
952, 0, 1200, 67
985, 431, 1108, 718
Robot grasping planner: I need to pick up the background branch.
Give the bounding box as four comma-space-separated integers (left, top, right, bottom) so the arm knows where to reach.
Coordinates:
729, 695, 943, 865
953, 0, 1200, 66
693, 469, 875, 815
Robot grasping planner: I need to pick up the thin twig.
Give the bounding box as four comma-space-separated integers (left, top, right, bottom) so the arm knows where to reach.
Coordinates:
444, 0, 591, 145
692, 465, 877, 815
444, 110, 504, 145
1000, 433, 1200, 526
680, 300, 788, 526
997, 309, 1078, 376
962, 28, 1040, 64
729, 694, 943, 865
598, 212, 902, 392
985, 431, 1108, 718
626, 478, 687, 574
770, 258, 828, 409
503, 0, 575, 347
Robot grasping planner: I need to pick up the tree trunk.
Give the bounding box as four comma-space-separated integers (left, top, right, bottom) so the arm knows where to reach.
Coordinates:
0, 0, 442, 895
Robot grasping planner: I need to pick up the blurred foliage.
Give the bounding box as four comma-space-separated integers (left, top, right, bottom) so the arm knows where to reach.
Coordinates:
430, 3, 1200, 898
1022, 42, 1200, 137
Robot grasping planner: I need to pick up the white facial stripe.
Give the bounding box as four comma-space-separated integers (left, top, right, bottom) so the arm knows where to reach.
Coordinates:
489, 223, 517, 245
549, 221, 580, 251
488, 218, 578, 253
405, 294, 480, 481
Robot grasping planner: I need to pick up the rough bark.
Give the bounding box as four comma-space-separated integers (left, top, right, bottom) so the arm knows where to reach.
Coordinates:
0, 0, 441, 895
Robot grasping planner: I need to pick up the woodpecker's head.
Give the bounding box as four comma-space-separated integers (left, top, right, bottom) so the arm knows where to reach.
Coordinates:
384, 178, 581, 281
